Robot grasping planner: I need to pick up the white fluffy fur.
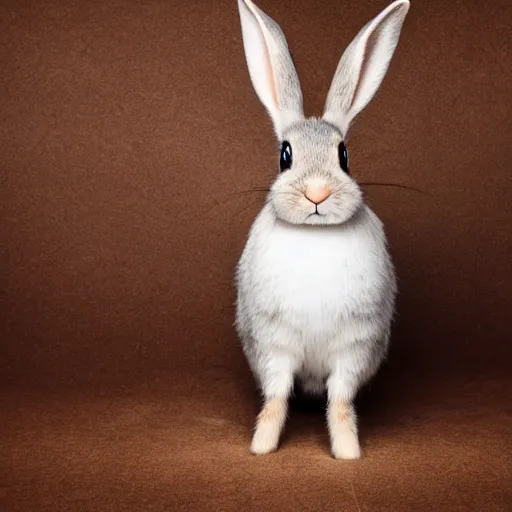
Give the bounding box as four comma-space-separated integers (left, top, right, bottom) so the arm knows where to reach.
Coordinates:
236, 0, 409, 458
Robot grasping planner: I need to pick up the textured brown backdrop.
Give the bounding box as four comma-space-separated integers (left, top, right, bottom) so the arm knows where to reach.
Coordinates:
1, 0, 511, 510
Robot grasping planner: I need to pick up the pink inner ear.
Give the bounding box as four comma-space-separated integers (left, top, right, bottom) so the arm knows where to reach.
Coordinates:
260, 25, 279, 110
265, 55, 279, 109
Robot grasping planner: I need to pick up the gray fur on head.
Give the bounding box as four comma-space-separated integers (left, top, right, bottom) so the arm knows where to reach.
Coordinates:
269, 118, 362, 226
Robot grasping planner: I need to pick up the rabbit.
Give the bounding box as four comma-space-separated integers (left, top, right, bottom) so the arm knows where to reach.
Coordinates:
235, 0, 410, 459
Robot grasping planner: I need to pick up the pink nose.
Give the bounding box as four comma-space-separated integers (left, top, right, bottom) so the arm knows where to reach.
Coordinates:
304, 183, 331, 204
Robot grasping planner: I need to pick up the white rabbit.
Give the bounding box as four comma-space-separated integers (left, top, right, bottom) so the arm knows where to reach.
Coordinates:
235, 0, 410, 459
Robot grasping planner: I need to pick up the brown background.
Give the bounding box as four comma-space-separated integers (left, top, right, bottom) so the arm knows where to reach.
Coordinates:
1, 0, 511, 510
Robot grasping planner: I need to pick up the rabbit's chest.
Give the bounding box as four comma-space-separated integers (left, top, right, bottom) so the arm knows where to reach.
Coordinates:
252, 220, 386, 331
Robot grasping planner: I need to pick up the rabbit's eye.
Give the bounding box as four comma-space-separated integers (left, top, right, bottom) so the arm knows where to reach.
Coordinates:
338, 141, 349, 174
279, 141, 292, 172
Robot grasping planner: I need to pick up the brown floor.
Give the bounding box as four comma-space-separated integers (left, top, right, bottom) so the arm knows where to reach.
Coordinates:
1, 0, 511, 510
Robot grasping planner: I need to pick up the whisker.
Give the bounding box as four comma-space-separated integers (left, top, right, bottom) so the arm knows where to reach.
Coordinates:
235, 198, 265, 217
208, 189, 267, 213
358, 182, 426, 194
226, 187, 270, 197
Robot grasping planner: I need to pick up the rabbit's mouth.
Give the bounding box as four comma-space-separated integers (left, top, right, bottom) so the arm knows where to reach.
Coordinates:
308, 205, 325, 218
283, 201, 361, 226
302, 210, 349, 226
270, 181, 363, 226
305, 210, 327, 222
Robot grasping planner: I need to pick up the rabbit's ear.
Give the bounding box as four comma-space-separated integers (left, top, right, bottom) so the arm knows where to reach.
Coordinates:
238, 0, 304, 138
323, 0, 410, 135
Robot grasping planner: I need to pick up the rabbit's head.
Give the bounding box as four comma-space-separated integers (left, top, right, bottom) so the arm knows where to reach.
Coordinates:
238, 0, 410, 226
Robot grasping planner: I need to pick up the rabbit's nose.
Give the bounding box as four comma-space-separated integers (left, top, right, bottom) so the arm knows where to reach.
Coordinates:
304, 183, 331, 204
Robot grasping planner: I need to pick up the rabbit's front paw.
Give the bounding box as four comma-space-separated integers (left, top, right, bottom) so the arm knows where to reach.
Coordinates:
328, 400, 361, 460
250, 422, 280, 455
250, 397, 287, 455
331, 432, 361, 460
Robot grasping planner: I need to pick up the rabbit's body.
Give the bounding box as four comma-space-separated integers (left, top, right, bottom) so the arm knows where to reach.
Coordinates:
236, 202, 395, 398
235, 0, 410, 459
